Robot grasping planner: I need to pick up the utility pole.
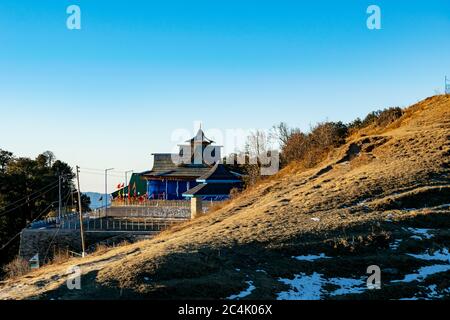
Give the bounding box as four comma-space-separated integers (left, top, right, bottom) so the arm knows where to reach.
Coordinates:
125, 170, 133, 205
58, 173, 62, 221
76, 166, 86, 257
105, 168, 114, 217
446, 76, 450, 95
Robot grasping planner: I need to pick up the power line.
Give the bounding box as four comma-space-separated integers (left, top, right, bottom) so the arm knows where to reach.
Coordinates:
0, 183, 60, 218
0, 202, 56, 251
79, 170, 124, 179
79, 167, 131, 174
0, 179, 60, 212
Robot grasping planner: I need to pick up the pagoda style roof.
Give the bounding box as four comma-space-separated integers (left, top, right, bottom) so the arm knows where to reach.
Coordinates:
142, 153, 212, 179
182, 183, 237, 197
185, 128, 214, 144
196, 163, 241, 183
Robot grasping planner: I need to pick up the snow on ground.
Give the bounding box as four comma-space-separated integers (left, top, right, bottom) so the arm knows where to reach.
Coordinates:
406, 228, 435, 240
276, 273, 366, 300
389, 239, 402, 250
427, 284, 441, 299
328, 277, 366, 296
227, 281, 256, 300
391, 264, 450, 283
292, 253, 330, 261
277, 273, 323, 300
391, 248, 450, 283
398, 285, 448, 300
407, 248, 450, 262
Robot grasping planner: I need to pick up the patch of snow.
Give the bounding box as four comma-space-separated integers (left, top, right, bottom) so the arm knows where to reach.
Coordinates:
227, 281, 255, 300
144, 277, 150, 281
256, 269, 267, 273
293, 253, 330, 261
235, 268, 241, 272
391, 264, 450, 283
398, 284, 444, 300
407, 248, 450, 262
277, 273, 324, 300
427, 284, 442, 299
277, 273, 367, 300
406, 228, 434, 240
390, 239, 402, 250
410, 236, 423, 240
328, 277, 366, 296
357, 200, 367, 206
311, 217, 320, 222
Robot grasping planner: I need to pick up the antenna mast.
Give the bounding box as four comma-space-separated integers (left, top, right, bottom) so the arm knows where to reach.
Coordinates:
446, 76, 450, 95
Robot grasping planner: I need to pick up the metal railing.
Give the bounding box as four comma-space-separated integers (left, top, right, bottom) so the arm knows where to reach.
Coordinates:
111, 199, 190, 208
59, 216, 188, 232
111, 198, 224, 209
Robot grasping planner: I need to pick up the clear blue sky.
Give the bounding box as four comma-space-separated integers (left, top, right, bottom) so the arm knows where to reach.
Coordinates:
0, 0, 449, 192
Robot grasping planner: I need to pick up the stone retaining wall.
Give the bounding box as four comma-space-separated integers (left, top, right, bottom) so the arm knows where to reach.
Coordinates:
19, 228, 152, 262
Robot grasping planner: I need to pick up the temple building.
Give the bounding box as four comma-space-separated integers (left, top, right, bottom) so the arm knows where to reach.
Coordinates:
142, 128, 242, 200
182, 162, 242, 200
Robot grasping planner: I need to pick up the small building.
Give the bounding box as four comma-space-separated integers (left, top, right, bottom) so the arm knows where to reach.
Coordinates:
142, 128, 236, 200
182, 163, 242, 201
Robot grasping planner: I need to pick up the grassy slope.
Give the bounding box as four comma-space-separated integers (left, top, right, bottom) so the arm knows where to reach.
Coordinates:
1, 95, 449, 300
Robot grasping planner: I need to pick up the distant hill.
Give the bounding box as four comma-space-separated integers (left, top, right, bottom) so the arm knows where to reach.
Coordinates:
84, 192, 110, 210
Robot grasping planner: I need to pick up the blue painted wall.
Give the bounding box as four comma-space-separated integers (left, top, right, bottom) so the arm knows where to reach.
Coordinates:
147, 180, 198, 200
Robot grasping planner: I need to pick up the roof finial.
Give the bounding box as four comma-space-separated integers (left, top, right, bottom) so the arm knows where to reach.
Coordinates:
199, 123, 202, 130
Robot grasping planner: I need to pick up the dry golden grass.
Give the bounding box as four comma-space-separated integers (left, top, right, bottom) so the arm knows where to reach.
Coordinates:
1, 95, 449, 300
2, 257, 30, 280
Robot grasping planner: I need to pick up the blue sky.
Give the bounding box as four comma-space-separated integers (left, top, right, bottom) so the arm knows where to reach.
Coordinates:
0, 0, 449, 192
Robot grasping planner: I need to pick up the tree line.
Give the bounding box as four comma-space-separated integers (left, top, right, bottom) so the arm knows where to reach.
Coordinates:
0, 149, 90, 276
239, 106, 403, 187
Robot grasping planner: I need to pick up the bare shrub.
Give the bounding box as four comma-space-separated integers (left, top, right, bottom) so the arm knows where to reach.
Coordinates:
93, 243, 109, 254
360, 107, 403, 128
377, 107, 403, 127
208, 200, 230, 213
281, 132, 308, 164
309, 121, 348, 150
2, 256, 30, 279
242, 164, 262, 188
229, 188, 240, 199
51, 248, 71, 264
281, 121, 348, 169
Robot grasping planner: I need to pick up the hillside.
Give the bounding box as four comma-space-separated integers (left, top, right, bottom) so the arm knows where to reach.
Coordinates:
1, 95, 449, 300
